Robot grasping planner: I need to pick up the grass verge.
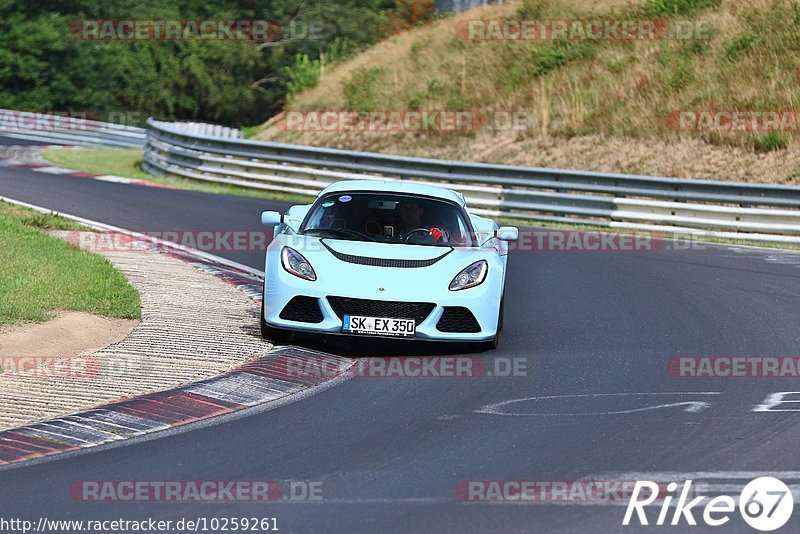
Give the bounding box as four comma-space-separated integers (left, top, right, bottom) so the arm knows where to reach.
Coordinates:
40, 147, 315, 204
0, 201, 141, 326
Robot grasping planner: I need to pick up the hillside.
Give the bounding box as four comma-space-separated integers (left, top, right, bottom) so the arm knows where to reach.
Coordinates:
254, 0, 800, 184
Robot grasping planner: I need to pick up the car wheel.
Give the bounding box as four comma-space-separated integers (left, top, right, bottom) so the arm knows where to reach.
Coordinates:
472, 335, 499, 353
260, 297, 292, 343
497, 295, 505, 333
471, 297, 504, 352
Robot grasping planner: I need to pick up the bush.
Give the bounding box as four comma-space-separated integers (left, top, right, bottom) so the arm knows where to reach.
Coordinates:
754, 132, 788, 153
531, 41, 597, 77
722, 35, 756, 62
383, 0, 436, 34
343, 68, 385, 112
408, 92, 426, 110
517, 0, 550, 19
285, 54, 321, 97
643, 0, 722, 17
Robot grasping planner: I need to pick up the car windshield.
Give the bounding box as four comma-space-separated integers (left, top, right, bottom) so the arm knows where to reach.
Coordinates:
300, 192, 473, 247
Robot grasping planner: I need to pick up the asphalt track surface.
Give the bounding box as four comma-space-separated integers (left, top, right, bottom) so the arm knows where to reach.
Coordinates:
2, 163, 800, 533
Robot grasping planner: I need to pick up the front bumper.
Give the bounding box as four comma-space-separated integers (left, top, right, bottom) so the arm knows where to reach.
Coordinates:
264, 295, 495, 342
263, 270, 500, 343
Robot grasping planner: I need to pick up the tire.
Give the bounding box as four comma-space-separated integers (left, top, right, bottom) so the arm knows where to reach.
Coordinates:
497, 295, 505, 333
471, 297, 504, 352
260, 296, 292, 343
471, 335, 499, 353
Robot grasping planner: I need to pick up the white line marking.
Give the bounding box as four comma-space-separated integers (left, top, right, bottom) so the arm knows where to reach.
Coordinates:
94, 175, 136, 184
16, 427, 90, 446
476, 392, 721, 416
0, 159, 26, 166
584, 472, 800, 504
31, 166, 74, 175
184, 373, 297, 405
587, 471, 800, 480
45, 419, 124, 445
753, 391, 800, 412
78, 409, 170, 432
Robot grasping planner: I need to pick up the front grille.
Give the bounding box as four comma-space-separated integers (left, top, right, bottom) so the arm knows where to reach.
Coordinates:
327, 296, 435, 324
436, 307, 481, 333
321, 241, 450, 268
279, 296, 324, 323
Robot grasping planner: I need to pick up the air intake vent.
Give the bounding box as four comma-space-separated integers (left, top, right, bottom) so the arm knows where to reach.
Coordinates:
321, 241, 450, 268
436, 307, 481, 333
327, 296, 435, 324
279, 296, 324, 323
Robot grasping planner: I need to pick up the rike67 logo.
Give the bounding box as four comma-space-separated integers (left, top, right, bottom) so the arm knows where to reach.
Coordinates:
623, 477, 793, 531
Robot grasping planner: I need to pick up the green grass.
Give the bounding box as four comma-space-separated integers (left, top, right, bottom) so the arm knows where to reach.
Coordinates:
240, 125, 261, 139
0, 202, 141, 326
40, 148, 315, 204
643, 0, 722, 17
0, 203, 86, 231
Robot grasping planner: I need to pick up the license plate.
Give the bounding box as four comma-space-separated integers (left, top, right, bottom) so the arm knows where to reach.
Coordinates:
342, 315, 415, 337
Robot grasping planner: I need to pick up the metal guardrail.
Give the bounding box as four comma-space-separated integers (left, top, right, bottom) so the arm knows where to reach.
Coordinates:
142, 118, 800, 243
165, 122, 242, 139
0, 110, 240, 148
0, 110, 146, 148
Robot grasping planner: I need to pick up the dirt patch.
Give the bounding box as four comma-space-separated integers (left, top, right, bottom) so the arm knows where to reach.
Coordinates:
0, 311, 138, 357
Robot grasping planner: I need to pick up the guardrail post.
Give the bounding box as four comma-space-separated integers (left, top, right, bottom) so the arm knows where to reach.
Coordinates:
141, 117, 800, 244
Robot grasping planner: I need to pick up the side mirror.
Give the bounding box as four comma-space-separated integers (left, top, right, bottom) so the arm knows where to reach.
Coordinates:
496, 226, 519, 241
261, 211, 282, 226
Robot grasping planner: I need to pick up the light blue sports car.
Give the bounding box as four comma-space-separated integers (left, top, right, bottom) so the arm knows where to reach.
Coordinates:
259, 180, 518, 350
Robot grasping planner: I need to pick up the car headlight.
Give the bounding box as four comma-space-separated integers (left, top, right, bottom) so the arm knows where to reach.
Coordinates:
449, 260, 487, 291
281, 247, 316, 281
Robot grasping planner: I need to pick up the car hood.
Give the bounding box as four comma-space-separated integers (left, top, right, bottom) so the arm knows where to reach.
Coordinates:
271, 234, 500, 301
320, 238, 452, 262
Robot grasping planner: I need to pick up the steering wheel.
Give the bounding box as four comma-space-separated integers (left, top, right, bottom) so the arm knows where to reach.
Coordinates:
330, 227, 376, 241
402, 226, 449, 243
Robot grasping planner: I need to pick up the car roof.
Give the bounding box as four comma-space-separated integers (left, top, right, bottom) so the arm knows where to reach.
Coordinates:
318, 180, 466, 207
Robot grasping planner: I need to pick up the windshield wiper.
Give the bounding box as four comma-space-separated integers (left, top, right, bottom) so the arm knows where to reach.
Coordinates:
303, 228, 376, 242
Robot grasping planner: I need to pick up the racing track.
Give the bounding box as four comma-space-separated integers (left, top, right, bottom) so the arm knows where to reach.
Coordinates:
2, 162, 800, 532
0, 137, 58, 146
